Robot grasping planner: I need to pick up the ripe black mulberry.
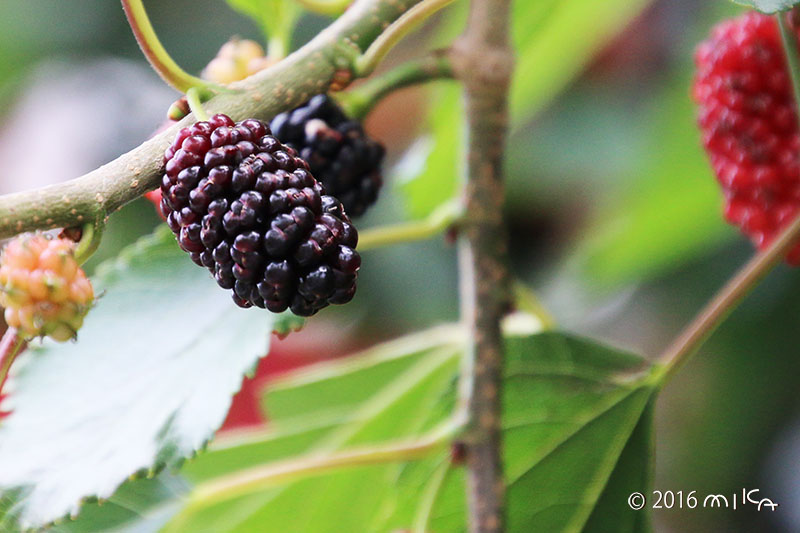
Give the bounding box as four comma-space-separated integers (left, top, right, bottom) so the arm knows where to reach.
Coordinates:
160, 114, 360, 316
270, 95, 385, 217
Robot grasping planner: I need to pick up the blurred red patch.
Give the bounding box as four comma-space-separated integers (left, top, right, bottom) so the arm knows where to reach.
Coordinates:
219, 328, 352, 432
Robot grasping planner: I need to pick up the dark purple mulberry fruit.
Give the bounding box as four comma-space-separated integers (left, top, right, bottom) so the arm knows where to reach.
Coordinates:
161, 113, 360, 316
270, 94, 385, 217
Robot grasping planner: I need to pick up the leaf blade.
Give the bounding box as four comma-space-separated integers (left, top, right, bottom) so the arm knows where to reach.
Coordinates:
0, 227, 275, 529
162, 327, 659, 532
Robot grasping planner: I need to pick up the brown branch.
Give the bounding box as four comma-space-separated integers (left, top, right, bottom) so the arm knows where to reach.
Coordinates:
452, 0, 514, 531
0, 0, 424, 239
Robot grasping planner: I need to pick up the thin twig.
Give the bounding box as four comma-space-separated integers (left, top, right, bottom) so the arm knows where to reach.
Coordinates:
0, 328, 25, 398
355, 0, 458, 75
358, 199, 462, 251
658, 208, 800, 381
0, 0, 427, 239
338, 51, 454, 119
121, 0, 208, 92
453, 0, 514, 530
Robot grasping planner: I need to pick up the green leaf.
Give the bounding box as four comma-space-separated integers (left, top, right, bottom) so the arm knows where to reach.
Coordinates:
0, 226, 276, 530
163, 325, 660, 532
166, 326, 463, 533
49, 474, 188, 533
396, 85, 463, 219
731, 0, 797, 13
397, 0, 655, 219
583, 398, 655, 533
427, 333, 659, 532
225, 0, 299, 54
510, 0, 654, 122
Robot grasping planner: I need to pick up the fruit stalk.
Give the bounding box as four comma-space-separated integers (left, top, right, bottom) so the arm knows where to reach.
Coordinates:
358, 199, 462, 251
185, 87, 210, 122
658, 211, 800, 381
0, 328, 24, 398
0, 0, 427, 239
73, 221, 105, 265
453, 0, 514, 530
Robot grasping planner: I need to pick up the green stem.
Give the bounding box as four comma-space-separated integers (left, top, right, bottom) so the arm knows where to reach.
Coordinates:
73, 220, 105, 266
512, 282, 556, 331
121, 0, 209, 93
259, 0, 299, 60
294, 0, 352, 17
657, 12, 800, 384
186, 87, 210, 121
337, 51, 454, 119
0, 0, 428, 239
355, 0, 458, 76
358, 199, 463, 251
0, 328, 24, 399
268, 34, 290, 61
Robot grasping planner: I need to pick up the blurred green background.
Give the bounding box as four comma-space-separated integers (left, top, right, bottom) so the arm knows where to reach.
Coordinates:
0, 0, 797, 531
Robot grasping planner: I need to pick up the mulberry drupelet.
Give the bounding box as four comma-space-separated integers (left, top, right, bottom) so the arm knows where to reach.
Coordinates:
270, 94, 385, 217
160, 114, 360, 316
